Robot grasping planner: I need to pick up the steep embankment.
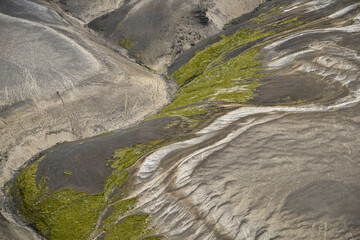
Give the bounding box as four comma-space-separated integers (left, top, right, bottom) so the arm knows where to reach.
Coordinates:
7, 0, 360, 239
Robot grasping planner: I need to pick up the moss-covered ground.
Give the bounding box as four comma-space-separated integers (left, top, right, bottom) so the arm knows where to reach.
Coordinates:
11, 139, 172, 239
104, 139, 171, 200
104, 214, 154, 240
170, 47, 267, 110
168, 2, 308, 112
13, 156, 103, 239
172, 28, 274, 87
119, 36, 135, 50
9, 1, 312, 239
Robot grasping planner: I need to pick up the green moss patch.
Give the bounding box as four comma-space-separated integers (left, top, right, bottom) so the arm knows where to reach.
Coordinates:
11, 138, 169, 240
102, 198, 137, 230
112, 140, 165, 170
14, 157, 44, 217
135, 52, 143, 59
119, 37, 135, 50
168, 9, 310, 116
143, 237, 163, 240
13, 156, 104, 239
104, 214, 154, 240
169, 47, 266, 110
279, 99, 309, 105
145, 104, 210, 129
273, 16, 299, 26
104, 139, 166, 198
36, 190, 103, 239
249, 2, 307, 30
172, 29, 274, 86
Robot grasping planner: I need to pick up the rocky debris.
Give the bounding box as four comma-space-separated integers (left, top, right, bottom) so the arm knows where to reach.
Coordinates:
169, 23, 203, 56
192, 5, 209, 25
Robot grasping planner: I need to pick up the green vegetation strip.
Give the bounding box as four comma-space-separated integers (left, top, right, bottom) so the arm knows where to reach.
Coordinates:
169, 8, 308, 113
168, 27, 282, 117
172, 28, 274, 86
169, 48, 266, 111
12, 139, 172, 239
104, 139, 167, 199
13, 156, 103, 239
145, 105, 210, 129
104, 214, 154, 240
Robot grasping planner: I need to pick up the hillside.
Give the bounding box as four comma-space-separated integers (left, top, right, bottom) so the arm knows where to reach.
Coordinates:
87, 0, 265, 71
3, 0, 360, 239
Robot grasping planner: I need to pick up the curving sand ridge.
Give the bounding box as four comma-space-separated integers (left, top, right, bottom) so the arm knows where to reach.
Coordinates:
119, 1, 360, 238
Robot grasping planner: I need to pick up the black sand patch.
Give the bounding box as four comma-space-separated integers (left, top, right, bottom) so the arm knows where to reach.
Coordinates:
251, 73, 348, 105
35, 117, 175, 194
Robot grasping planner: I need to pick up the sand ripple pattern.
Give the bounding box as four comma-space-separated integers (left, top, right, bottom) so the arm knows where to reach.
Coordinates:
133, 2, 360, 239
